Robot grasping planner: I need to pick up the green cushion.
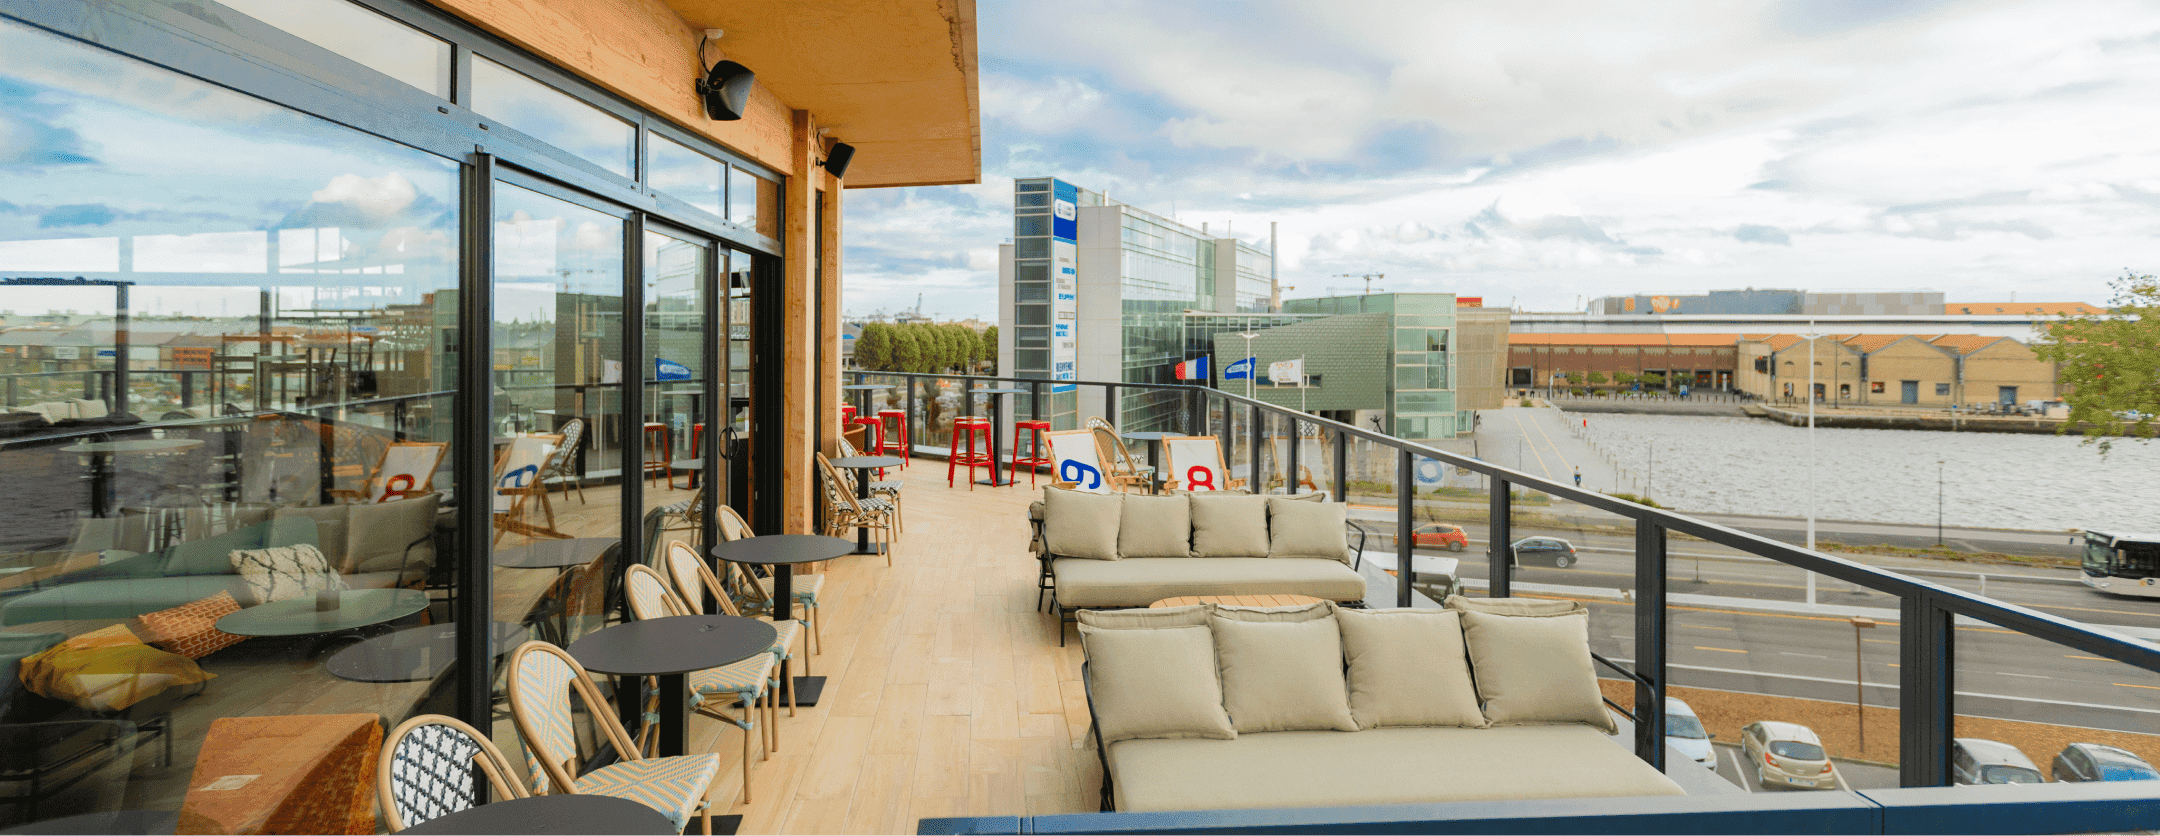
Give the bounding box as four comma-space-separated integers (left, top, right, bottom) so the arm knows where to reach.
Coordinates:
159, 521, 272, 577
0, 576, 251, 625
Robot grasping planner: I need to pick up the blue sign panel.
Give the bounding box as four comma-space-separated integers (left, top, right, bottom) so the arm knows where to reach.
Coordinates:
1051, 180, 1079, 242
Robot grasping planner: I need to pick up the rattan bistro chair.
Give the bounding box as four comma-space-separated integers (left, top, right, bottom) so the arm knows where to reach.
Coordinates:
713, 504, 824, 654
505, 641, 721, 832
378, 714, 528, 833
1085, 417, 1169, 494
836, 436, 904, 531
663, 540, 807, 714
815, 453, 897, 566
622, 565, 776, 798
542, 417, 588, 504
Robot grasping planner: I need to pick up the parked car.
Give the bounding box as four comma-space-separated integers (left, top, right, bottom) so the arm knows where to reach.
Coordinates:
1739, 721, 1838, 790
1510, 537, 1578, 568
1411, 523, 1469, 553
2052, 743, 2159, 783
1666, 698, 1715, 769
1950, 738, 2045, 785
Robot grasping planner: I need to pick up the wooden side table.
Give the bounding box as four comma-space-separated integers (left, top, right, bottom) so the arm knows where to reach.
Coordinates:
1149, 593, 1325, 609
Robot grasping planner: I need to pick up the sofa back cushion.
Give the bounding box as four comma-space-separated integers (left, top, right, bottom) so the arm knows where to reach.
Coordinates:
274, 505, 350, 570
1446, 595, 1586, 617
347, 492, 440, 574
160, 520, 277, 576
70, 399, 107, 420
1211, 601, 1336, 623
1336, 608, 1486, 729
1079, 624, 1235, 744
1043, 488, 1121, 560
1265, 497, 1351, 564
1188, 495, 1270, 558
1117, 495, 1191, 559
1077, 604, 1209, 629
1210, 615, 1358, 734
1460, 610, 1614, 733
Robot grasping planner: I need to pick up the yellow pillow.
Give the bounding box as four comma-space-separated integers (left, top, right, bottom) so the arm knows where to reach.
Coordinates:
20, 624, 213, 711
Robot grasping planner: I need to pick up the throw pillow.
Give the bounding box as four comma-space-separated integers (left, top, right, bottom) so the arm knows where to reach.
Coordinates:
0, 632, 66, 718
1209, 615, 1358, 734
1188, 494, 1270, 557
1459, 610, 1615, 733
1078, 625, 1235, 744
1445, 595, 1586, 617
19, 624, 214, 711
1076, 604, 1210, 629
1042, 488, 1121, 560
137, 592, 248, 659
1335, 608, 1486, 729
231, 544, 345, 604
1116, 494, 1191, 559
347, 492, 440, 574
273, 505, 349, 570
1265, 497, 1352, 564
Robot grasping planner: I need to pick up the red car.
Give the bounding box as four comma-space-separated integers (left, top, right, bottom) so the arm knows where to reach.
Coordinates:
1411, 523, 1469, 552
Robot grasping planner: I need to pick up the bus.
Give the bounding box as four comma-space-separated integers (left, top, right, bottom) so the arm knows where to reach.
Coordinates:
2081, 531, 2160, 598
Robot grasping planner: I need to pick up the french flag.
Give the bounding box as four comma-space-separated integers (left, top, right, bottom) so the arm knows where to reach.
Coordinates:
1174, 357, 1209, 380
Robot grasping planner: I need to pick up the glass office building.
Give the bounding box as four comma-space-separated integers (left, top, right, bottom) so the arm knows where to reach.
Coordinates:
1000, 178, 1275, 431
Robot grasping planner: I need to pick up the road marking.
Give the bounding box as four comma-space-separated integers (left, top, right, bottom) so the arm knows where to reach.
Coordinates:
1508, 410, 1560, 481
2067, 655, 2107, 661
1521, 408, 1577, 482
1998, 673, 2051, 680
1684, 624, 1736, 631
2116, 682, 2160, 691
1863, 638, 1897, 644
1780, 652, 1831, 659
1695, 646, 1749, 654
1723, 747, 1755, 793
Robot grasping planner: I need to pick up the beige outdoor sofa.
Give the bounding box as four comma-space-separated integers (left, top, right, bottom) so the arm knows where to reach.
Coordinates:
1077, 597, 1686, 814
1029, 488, 1369, 643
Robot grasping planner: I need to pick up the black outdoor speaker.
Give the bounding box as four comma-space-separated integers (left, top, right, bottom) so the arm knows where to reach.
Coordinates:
696, 60, 755, 121
823, 142, 855, 178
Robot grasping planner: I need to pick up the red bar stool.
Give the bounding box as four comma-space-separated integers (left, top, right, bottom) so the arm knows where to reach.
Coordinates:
1011, 419, 1052, 487
840, 404, 856, 426
876, 409, 910, 468
852, 416, 888, 476
947, 416, 992, 490
640, 422, 670, 488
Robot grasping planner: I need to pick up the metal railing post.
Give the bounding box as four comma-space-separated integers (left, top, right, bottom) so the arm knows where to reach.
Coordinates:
6, 375, 16, 407
906, 374, 918, 453
1286, 416, 1301, 494
82, 371, 94, 399
1332, 432, 1348, 502
1489, 477, 1513, 598
1030, 380, 1042, 425
1104, 384, 1118, 427
1900, 594, 1955, 787
1248, 403, 1262, 488
1396, 448, 1414, 608
1634, 523, 1668, 769
963, 378, 976, 422
180, 371, 195, 408
1187, 388, 1202, 435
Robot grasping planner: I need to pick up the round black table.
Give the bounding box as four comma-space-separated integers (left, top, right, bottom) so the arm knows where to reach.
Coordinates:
828, 456, 902, 555
972, 387, 1029, 487
214, 588, 428, 637
840, 383, 891, 424
398, 793, 677, 835
567, 614, 775, 758
324, 621, 528, 683
60, 438, 203, 518
1121, 430, 1180, 494
711, 534, 850, 707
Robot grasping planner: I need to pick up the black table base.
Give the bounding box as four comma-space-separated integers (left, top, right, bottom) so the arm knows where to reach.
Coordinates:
790, 675, 828, 706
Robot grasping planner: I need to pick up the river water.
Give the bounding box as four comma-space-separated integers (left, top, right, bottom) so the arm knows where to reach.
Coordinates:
1574, 414, 2160, 532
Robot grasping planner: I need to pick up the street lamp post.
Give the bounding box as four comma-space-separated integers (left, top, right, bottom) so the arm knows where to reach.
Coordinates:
1937, 459, 1946, 547
1851, 616, 1877, 755
1238, 332, 1257, 401
1805, 322, 1820, 607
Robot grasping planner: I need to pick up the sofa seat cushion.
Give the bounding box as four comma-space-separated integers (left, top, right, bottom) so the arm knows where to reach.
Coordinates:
1106, 725, 1683, 814
1, 576, 255, 626
1052, 557, 1365, 608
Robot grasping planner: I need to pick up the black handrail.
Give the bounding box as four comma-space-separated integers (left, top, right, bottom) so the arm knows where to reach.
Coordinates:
848, 368, 2160, 788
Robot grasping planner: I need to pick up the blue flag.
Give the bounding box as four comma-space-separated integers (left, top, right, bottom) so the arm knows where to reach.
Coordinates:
654, 357, 692, 381
1224, 357, 1256, 380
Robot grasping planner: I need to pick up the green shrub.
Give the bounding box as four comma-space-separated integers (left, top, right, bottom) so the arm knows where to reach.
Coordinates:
1606, 491, 1663, 508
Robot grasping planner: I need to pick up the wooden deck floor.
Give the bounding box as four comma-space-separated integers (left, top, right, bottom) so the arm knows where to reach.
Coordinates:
676, 461, 1099, 834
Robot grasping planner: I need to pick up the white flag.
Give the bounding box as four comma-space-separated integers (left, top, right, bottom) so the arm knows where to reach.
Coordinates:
1268, 357, 1305, 385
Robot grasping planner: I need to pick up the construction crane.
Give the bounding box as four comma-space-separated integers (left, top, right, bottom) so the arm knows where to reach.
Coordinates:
1332, 273, 1385, 295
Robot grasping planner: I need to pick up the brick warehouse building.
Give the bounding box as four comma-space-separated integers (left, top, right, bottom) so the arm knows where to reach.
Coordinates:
1507, 333, 1742, 392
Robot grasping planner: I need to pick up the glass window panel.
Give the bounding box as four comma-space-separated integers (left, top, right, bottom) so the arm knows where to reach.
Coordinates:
470, 55, 634, 177
1396, 366, 1427, 389
643, 229, 710, 523
1016, 192, 1050, 207
1015, 305, 1049, 326
1398, 314, 1452, 326
219, 0, 451, 98
648, 133, 723, 218
1016, 181, 1049, 192
1016, 238, 1049, 259
1015, 283, 1049, 303
0, 19, 461, 828
1395, 329, 1426, 351
1015, 263, 1049, 282
1014, 215, 1050, 237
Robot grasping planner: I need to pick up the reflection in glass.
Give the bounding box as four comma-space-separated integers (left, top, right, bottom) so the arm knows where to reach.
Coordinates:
644, 231, 710, 533
649, 135, 724, 219
0, 18, 458, 829
218, 0, 452, 98
471, 56, 635, 178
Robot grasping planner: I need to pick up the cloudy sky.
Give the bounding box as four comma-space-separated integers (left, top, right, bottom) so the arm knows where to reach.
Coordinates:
841, 0, 2160, 319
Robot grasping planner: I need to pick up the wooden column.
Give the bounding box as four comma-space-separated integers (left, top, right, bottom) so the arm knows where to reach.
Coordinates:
818, 174, 843, 458
781, 109, 817, 534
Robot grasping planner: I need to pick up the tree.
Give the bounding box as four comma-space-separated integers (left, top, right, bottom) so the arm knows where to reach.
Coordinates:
982, 325, 998, 373
2035, 271, 2159, 453
1587, 371, 1608, 385
1643, 372, 1667, 389
854, 322, 892, 370
1563, 371, 1584, 385
1615, 371, 1637, 387
890, 325, 925, 373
